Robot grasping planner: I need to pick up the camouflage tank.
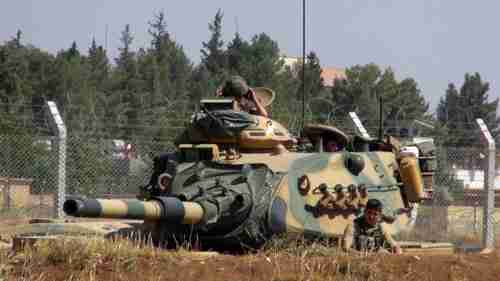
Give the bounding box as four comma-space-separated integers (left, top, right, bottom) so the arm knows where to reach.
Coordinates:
57, 89, 433, 250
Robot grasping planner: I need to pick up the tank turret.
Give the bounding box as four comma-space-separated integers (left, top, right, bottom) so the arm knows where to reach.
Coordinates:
174, 97, 296, 151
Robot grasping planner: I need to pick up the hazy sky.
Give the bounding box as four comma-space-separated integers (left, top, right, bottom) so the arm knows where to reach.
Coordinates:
1, 1, 499, 112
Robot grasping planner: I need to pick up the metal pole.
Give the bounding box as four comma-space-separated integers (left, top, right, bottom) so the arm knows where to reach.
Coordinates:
47, 101, 67, 219
476, 118, 495, 250
301, 0, 306, 133
6, 177, 10, 209
378, 95, 383, 140
484, 133, 495, 249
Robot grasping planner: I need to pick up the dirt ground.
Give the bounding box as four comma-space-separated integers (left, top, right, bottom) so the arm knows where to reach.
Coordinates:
1, 246, 499, 281
1, 218, 500, 281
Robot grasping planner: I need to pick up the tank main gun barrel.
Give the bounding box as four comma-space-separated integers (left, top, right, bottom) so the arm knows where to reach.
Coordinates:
63, 197, 204, 224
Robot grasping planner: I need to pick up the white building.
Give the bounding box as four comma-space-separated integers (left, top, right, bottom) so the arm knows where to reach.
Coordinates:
453, 169, 500, 189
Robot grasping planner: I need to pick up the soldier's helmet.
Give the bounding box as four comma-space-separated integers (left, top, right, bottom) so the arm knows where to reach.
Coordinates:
222, 75, 250, 98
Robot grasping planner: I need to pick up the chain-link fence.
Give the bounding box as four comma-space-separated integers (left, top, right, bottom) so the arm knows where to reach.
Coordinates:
0, 101, 497, 249
0, 133, 180, 218
412, 147, 491, 247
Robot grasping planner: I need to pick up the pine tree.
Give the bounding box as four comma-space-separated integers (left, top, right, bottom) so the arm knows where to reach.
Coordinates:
201, 9, 226, 77
137, 12, 193, 141
330, 63, 381, 125
0, 31, 32, 131
148, 11, 170, 59
112, 24, 143, 138
244, 33, 283, 86
190, 64, 211, 102
65, 41, 80, 60
297, 51, 324, 100
12, 29, 22, 48
330, 64, 429, 132
232, 33, 291, 121
88, 38, 109, 91
226, 32, 249, 75
436, 73, 500, 146
146, 11, 174, 101
115, 25, 137, 91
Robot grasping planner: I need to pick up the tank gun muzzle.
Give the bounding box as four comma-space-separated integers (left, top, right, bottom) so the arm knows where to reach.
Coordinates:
63, 197, 204, 224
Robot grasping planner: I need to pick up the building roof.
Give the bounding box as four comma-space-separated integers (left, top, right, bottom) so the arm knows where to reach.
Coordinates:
280, 56, 346, 87
282, 56, 300, 68
321, 67, 346, 87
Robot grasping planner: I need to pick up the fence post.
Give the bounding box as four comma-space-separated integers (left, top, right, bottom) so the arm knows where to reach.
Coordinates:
0, 177, 10, 209
5, 177, 10, 209
348, 112, 370, 138
476, 118, 495, 250
47, 101, 66, 219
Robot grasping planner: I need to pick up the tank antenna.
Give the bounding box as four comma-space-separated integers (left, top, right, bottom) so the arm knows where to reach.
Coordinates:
301, 0, 306, 134
235, 16, 239, 34
105, 24, 108, 51
378, 94, 384, 141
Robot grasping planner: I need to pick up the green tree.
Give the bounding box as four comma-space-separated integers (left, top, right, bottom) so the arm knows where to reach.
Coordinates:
297, 51, 324, 100
139, 12, 193, 141
330, 64, 429, 133
201, 9, 226, 78
88, 38, 110, 91
296, 52, 325, 123
85, 38, 114, 137
112, 24, 144, 138
268, 64, 300, 130
381, 70, 429, 132
62, 41, 80, 61
190, 64, 212, 102
53, 42, 102, 134
226, 32, 249, 76
237, 33, 297, 124
12, 30, 22, 48
243, 33, 283, 87
147, 11, 172, 102
0, 32, 31, 105
144, 11, 192, 102
220, 32, 298, 124
436, 73, 500, 146
114, 24, 138, 92
0, 31, 47, 132
330, 63, 381, 127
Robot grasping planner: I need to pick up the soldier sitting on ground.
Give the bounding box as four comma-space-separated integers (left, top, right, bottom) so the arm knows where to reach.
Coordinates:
341, 198, 402, 255
216, 75, 268, 117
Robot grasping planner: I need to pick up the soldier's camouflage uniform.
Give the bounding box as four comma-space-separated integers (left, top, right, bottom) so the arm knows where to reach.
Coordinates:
342, 216, 398, 252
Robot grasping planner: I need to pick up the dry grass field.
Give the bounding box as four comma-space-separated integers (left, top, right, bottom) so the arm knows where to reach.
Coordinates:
1, 202, 500, 281
0, 235, 499, 281
0, 215, 499, 281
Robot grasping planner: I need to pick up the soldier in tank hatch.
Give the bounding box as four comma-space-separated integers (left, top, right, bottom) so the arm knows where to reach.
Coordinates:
217, 75, 268, 117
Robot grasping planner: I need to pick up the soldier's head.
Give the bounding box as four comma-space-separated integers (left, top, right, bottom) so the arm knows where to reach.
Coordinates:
222, 75, 250, 100
364, 198, 383, 226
